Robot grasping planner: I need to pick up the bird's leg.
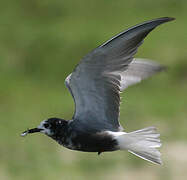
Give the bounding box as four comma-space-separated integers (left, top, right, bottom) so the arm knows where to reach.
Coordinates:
98, 151, 103, 155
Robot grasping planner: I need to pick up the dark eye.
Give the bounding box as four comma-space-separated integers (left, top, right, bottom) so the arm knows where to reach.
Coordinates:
44, 123, 49, 128
56, 121, 60, 125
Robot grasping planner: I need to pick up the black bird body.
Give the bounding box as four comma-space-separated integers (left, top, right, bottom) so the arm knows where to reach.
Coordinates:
21, 17, 175, 164
45, 118, 118, 154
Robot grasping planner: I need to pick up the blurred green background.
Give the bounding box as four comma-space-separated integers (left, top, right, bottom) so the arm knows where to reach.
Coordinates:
0, 0, 187, 180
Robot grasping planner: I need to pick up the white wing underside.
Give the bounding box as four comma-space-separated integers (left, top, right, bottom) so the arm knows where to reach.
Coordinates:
119, 58, 165, 90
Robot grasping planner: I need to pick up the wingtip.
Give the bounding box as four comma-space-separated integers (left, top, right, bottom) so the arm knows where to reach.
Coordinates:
159, 65, 168, 72
152, 17, 176, 24
168, 17, 176, 21
159, 17, 175, 21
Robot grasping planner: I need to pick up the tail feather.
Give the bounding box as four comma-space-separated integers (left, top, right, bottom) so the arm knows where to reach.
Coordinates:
117, 127, 162, 164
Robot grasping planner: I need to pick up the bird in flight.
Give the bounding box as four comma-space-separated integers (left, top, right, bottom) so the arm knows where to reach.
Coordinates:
21, 17, 174, 165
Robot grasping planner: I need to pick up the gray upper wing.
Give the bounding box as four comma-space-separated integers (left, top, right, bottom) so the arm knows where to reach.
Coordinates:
65, 17, 174, 132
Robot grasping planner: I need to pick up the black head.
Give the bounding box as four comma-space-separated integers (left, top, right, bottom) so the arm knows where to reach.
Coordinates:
21, 118, 68, 138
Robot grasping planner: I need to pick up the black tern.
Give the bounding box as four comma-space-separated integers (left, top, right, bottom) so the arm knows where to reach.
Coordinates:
21, 17, 175, 164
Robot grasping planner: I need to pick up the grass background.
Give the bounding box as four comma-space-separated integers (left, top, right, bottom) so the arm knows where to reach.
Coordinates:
0, 0, 187, 179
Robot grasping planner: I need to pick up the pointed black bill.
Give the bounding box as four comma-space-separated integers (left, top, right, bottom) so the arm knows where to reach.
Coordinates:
21, 128, 43, 137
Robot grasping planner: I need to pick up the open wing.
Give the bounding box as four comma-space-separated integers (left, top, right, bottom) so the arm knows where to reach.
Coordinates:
65, 17, 174, 132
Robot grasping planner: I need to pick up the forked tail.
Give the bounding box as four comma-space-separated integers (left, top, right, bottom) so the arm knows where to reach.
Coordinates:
116, 127, 162, 164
